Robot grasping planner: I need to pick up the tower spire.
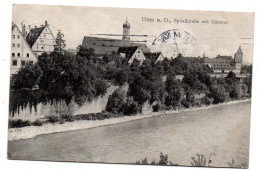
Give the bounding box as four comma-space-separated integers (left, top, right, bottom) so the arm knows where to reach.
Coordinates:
122, 18, 130, 41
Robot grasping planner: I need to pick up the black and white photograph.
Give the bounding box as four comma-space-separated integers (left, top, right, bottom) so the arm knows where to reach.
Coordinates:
3, 2, 256, 170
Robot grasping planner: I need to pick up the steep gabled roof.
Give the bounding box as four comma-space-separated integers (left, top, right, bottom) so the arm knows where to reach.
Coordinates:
117, 46, 139, 60
11, 22, 37, 58
236, 46, 243, 54
26, 26, 46, 47
144, 52, 163, 63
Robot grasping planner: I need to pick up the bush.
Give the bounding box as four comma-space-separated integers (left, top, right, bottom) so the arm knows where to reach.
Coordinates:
61, 114, 75, 122
59, 118, 66, 124
201, 96, 213, 105
123, 97, 140, 116
152, 103, 161, 112
9, 119, 31, 128
46, 115, 60, 123
191, 154, 207, 167
32, 119, 43, 126
135, 153, 177, 166
181, 99, 191, 108
106, 88, 125, 114
158, 152, 169, 165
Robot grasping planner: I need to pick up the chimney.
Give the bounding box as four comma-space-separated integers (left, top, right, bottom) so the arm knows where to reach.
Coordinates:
45, 21, 48, 26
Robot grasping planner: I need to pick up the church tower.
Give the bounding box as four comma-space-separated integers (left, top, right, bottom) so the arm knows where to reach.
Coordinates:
234, 46, 243, 63
122, 18, 130, 41
234, 46, 243, 75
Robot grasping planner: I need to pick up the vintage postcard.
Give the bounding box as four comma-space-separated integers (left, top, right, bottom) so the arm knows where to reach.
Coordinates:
8, 4, 254, 168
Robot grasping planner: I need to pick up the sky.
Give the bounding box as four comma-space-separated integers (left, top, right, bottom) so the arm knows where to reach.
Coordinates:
12, 4, 255, 63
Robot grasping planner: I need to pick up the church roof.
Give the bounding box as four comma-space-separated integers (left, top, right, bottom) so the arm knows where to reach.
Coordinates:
26, 26, 46, 47
236, 46, 243, 54
123, 20, 130, 28
117, 46, 139, 60
82, 36, 150, 55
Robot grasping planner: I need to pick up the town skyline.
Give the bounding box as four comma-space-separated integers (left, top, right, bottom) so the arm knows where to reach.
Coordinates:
12, 4, 254, 63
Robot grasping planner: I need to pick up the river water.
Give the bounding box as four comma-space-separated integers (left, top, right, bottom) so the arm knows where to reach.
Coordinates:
8, 101, 251, 168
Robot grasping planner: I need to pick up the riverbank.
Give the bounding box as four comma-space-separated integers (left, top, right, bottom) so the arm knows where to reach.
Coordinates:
8, 99, 251, 141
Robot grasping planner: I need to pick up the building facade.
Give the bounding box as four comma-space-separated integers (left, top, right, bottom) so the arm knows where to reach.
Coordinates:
10, 23, 37, 75
26, 21, 56, 56
203, 46, 243, 75
118, 46, 146, 64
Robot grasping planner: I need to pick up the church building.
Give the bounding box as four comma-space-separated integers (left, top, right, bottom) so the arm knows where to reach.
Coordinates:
82, 19, 150, 55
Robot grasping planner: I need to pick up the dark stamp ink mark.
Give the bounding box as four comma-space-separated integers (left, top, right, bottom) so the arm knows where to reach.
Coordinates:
152, 29, 196, 58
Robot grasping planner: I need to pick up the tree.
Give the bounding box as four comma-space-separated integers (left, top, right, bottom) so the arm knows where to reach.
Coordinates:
76, 45, 95, 62
11, 62, 42, 90
165, 76, 182, 107
106, 88, 125, 114
54, 30, 66, 54
123, 97, 140, 115
115, 70, 128, 85
209, 85, 229, 103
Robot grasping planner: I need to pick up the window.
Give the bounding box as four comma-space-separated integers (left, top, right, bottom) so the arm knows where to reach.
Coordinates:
17, 35, 20, 39
37, 46, 38, 49
12, 35, 15, 39
21, 60, 25, 66
27, 53, 29, 57
17, 53, 20, 57
12, 53, 15, 57
138, 51, 140, 53
12, 44, 15, 47
17, 44, 20, 48
12, 60, 17, 66
41, 46, 44, 50
29, 61, 33, 64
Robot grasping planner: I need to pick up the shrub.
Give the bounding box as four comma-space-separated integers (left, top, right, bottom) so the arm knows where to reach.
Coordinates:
59, 118, 66, 124
158, 152, 169, 165
210, 85, 229, 104
32, 119, 43, 126
191, 154, 207, 167
201, 96, 213, 105
181, 99, 191, 108
46, 115, 60, 123
134, 153, 176, 166
123, 97, 140, 116
106, 88, 125, 114
61, 114, 75, 122
9, 119, 31, 128
141, 158, 149, 165
152, 103, 161, 112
